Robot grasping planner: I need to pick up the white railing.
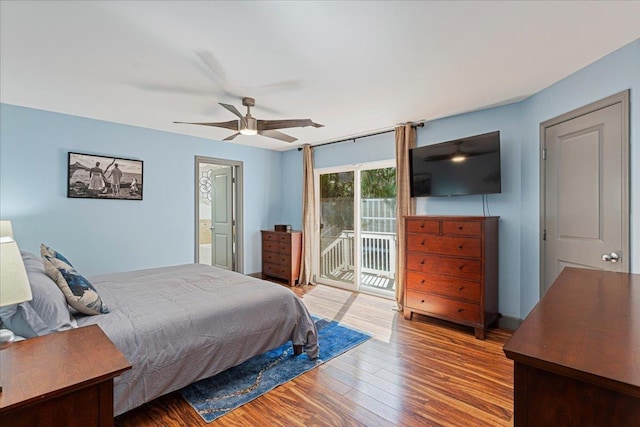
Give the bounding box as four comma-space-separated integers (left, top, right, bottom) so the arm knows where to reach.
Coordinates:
360, 231, 396, 277
320, 231, 396, 279
361, 198, 397, 233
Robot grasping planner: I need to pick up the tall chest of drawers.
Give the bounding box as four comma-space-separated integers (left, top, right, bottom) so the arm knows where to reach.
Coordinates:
404, 216, 499, 339
261, 230, 302, 286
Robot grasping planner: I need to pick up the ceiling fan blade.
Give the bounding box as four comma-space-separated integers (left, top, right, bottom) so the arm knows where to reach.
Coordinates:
258, 129, 297, 143
173, 120, 239, 131
134, 82, 219, 97
223, 132, 241, 141
258, 119, 324, 131
254, 79, 301, 93
219, 103, 245, 119
424, 154, 451, 162
195, 51, 243, 98
195, 51, 226, 81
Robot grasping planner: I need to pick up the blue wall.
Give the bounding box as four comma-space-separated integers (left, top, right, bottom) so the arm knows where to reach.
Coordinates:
518, 39, 640, 316
0, 106, 283, 276
281, 38, 640, 319
2, 39, 638, 319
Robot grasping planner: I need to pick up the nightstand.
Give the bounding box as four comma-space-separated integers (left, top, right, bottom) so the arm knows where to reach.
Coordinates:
0, 325, 131, 427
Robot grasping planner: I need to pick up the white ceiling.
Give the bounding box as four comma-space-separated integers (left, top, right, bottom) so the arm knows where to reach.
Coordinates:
1, 1, 639, 151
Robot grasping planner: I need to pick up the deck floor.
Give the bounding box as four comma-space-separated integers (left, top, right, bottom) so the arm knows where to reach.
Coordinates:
321, 269, 395, 292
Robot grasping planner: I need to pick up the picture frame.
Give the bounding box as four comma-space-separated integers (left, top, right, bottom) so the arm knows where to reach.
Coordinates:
67, 152, 143, 200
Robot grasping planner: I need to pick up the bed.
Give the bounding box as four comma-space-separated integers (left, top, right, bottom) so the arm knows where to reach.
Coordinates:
8, 252, 319, 416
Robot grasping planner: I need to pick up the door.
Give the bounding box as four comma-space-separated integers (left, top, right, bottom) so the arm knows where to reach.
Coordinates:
542, 91, 629, 294
317, 169, 356, 290
195, 156, 244, 273
316, 161, 397, 297
211, 166, 233, 270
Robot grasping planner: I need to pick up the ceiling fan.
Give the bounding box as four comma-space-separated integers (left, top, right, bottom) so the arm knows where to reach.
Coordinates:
174, 96, 323, 143
424, 141, 492, 162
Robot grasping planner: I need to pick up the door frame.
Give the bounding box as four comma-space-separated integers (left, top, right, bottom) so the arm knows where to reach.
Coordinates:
539, 90, 629, 297
194, 156, 244, 273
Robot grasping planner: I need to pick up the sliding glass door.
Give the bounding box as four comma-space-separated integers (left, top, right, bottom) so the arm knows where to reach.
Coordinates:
318, 170, 356, 289
316, 161, 396, 297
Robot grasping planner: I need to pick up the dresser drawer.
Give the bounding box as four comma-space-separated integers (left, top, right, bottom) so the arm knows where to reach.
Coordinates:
406, 219, 439, 234
406, 234, 481, 258
406, 253, 482, 281
262, 252, 290, 266
262, 232, 290, 243
263, 262, 291, 278
406, 271, 481, 302
406, 291, 481, 323
442, 220, 482, 236
262, 241, 291, 253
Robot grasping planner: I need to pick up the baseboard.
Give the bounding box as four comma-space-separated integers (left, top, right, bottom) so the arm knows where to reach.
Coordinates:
497, 314, 522, 330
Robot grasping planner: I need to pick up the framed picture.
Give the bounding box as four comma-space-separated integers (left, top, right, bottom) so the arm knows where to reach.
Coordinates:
67, 152, 143, 200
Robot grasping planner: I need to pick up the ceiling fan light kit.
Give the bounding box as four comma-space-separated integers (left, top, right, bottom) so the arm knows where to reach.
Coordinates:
175, 96, 322, 143
240, 117, 258, 135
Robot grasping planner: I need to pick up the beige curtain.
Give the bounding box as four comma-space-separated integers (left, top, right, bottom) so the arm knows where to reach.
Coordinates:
299, 144, 315, 286
395, 124, 416, 310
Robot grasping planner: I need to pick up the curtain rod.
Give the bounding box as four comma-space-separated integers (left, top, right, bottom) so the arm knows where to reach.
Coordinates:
297, 122, 424, 151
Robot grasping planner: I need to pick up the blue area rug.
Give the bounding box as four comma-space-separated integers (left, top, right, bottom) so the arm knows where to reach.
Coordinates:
179, 316, 372, 423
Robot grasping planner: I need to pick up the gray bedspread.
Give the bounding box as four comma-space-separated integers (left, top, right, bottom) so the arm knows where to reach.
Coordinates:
76, 263, 318, 416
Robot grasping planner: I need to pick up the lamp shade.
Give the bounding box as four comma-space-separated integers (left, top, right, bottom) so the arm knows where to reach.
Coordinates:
0, 220, 14, 238
0, 237, 32, 307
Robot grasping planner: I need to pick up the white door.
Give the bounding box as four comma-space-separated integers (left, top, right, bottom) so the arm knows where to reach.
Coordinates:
195, 157, 244, 273
542, 91, 629, 294
211, 166, 233, 270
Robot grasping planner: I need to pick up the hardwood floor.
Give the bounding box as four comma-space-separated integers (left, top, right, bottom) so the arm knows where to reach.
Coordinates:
115, 283, 514, 426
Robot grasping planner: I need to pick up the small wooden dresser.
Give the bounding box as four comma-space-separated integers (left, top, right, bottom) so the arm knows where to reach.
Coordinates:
0, 325, 131, 427
404, 216, 499, 339
261, 230, 302, 286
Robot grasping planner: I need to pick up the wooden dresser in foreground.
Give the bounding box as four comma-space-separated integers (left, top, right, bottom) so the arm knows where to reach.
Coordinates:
404, 215, 499, 339
0, 325, 131, 427
261, 230, 302, 286
504, 268, 640, 426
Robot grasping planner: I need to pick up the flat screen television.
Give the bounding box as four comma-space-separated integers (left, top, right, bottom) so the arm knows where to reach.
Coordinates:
409, 131, 501, 197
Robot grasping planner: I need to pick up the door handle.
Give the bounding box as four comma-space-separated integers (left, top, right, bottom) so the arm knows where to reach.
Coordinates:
209, 226, 215, 231
602, 252, 619, 263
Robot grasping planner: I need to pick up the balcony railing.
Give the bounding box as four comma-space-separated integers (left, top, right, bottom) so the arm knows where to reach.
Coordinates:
320, 230, 396, 282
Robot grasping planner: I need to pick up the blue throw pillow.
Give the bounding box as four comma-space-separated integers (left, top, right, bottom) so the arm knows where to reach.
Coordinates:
42, 254, 109, 315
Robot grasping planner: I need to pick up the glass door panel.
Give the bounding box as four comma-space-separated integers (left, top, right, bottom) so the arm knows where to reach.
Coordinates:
360, 167, 396, 296
318, 171, 356, 288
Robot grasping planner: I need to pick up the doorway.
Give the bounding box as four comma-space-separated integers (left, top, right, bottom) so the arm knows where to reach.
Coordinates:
195, 156, 244, 273
541, 90, 629, 295
315, 160, 397, 298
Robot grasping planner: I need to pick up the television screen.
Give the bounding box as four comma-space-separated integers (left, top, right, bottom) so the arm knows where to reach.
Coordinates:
410, 131, 501, 197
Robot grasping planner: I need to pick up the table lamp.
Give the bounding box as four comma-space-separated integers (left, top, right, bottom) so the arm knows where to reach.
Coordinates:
0, 235, 32, 342
0, 220, 14, 238
0, 236, 32, 392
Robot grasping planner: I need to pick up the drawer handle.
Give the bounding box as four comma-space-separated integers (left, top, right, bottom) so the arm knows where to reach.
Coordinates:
458, 265, 464, 270
421, 240, 425, 245
420, 279, 425, 284
458, 286, 464, 291
419, 223, 425, 228
420, 299, 425, 303
457, 245, 463, 249
458, 226, 463, 230
458, 308, 464, 313
420, 260, 425, 265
